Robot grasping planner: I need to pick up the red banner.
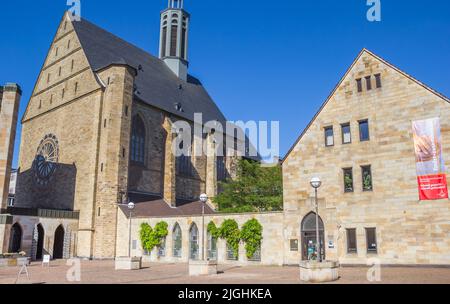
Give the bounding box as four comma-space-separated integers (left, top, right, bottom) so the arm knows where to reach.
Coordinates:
412, 118, 448, 201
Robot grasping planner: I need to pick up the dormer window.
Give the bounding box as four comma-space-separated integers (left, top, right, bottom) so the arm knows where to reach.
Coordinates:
174, 102, 183, 112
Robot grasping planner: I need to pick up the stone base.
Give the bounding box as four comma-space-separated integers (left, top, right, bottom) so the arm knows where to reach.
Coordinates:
189, 260, 218, 276
300, 261, 339, 283
115, 257, 142, 270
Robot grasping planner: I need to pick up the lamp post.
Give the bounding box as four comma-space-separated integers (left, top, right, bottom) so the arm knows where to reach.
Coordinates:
199, 193, 208, 261
310, 177, 322, 262
127, 202, 135, 258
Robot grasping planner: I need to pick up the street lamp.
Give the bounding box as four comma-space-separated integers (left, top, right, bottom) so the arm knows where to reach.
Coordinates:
199, 193, 208, 261
127, 202, 135, 258
310, 177, 322, 262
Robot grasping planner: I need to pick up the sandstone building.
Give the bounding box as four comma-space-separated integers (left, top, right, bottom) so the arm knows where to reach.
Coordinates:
2, 2, 241, 260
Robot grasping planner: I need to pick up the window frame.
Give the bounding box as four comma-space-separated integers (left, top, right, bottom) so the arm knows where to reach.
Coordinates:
374, 73, 382, 88
356, 78, 363, 93
346, 228, 357, 254
361, 165, 373, 192
365, 75, 372, 91
358, 119, 370, 142
365, 228, 378, 254
341, 123, 352, 145
343, 168, 354, 193
324, 126, 334, 147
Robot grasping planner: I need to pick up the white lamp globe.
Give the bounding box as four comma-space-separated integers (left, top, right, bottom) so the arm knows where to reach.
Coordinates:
199, 193, 208, 203
127, 202, 135, 210
310, 177, 322, 189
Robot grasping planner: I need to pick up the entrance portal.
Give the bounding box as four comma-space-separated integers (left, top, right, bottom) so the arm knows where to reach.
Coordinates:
9, 223, 22, 253
36, 224, 45, 260
301, 212, 325, 261
53, 225, 65, 259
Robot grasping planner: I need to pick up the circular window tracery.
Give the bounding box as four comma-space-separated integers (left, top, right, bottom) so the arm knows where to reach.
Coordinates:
33, 134, 59, 186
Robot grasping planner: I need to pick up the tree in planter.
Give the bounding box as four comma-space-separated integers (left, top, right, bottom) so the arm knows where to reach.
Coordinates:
139, 222, 169, 254
213, 159, 283, 213
240, 219, 263, 259
218, 219, 240, 257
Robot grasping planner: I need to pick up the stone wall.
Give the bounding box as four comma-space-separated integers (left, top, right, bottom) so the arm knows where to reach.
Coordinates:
283, 50, 450, 266
116, 210, 285, 266
0, 84, 21, 210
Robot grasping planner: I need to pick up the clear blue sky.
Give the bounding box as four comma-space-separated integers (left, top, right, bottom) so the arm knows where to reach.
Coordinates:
1, 0, 449, 168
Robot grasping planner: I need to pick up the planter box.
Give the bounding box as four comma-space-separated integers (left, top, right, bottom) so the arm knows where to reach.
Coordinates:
299, 261, 339, 283
189, 260, 218, 276
115, 257, 142, 270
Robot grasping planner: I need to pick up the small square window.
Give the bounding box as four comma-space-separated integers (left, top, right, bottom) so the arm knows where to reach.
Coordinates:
324, 126, 334, 147
347, 228, 357, 254
341, 123, 351, 144
365, 228, 377, 253
356, 78, 363, 93
290, 239, 299, 251
359, 120, 370, 141
343, 168, 354, 193
365, 76, 372, 91
375, 74, 382, 88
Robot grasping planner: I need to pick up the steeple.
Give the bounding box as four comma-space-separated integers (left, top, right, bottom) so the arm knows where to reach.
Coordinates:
159, 0, 190, 81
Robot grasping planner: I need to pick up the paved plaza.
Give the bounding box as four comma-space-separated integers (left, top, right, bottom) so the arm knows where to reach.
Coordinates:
1, 260, 450, 284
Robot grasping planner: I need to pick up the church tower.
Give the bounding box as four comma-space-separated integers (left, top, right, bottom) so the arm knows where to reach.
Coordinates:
159, 0, 190, 81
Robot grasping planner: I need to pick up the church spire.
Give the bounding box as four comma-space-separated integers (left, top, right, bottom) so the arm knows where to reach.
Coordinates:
159, 0, 190, 81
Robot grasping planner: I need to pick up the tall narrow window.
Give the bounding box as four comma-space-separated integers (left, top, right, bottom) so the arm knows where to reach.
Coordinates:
365, 76, 372, 91
71, 59, 75, 71
346, 228, 357, 254
131, 116, 146, 165
55, 47, 59, 57
47, 74, 51, 83
375, 74, 382, 88
74, 82, 78, 94
58, 66, 62, 77
359, 120, 370, 142
61, 88, 65, 99
356, 78, 363, 92
361, 165, 373, 191
161, 26, 167, 57
181, 28, 187, 59
341, 123, 351, 144
365, 228, 377, 253
67, 40, 71, 49
343, 168, 354, 193
217, 156, 227, 181
324, 126, 334, 147
189, 223, 199, 260
170, 24, 178, 56
172, 223, 182, 258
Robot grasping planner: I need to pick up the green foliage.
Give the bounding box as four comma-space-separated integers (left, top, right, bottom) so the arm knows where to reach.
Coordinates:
139, 222, 169, 253
213, 159, 283, 213
240, 219, 263, 259
218, 219, 240, 256
207, 221, 220, 239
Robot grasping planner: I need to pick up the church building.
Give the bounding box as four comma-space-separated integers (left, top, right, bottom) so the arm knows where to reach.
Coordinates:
2, 0, 240, 260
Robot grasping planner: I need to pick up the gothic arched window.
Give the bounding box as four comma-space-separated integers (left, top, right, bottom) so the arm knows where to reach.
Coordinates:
131, 116, 146, 164
173, 223, 182, 257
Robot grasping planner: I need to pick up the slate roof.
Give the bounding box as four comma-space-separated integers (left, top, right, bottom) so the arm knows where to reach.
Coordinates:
119, 199, 215, 218
72, 18, 227, 125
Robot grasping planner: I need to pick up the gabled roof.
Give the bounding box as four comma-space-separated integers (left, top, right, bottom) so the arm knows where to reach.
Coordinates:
282, 48, 450, 164
119, 199, 215, 218
72, 17, 227, 125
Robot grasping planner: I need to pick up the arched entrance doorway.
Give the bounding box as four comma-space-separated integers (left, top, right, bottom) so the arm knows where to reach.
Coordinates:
53, 225, 65, 259
301, 212, 325, 261
36, 224, 45, 260
9, 223, 22, 253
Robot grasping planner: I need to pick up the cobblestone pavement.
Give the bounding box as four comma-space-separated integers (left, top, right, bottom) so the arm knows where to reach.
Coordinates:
1, 260, 449, 284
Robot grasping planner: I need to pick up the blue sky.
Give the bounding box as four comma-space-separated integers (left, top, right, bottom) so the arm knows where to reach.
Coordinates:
1, 0, 449, 168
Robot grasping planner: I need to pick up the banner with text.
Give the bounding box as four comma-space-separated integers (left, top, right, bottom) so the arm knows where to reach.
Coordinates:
412, 117, 448, 200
